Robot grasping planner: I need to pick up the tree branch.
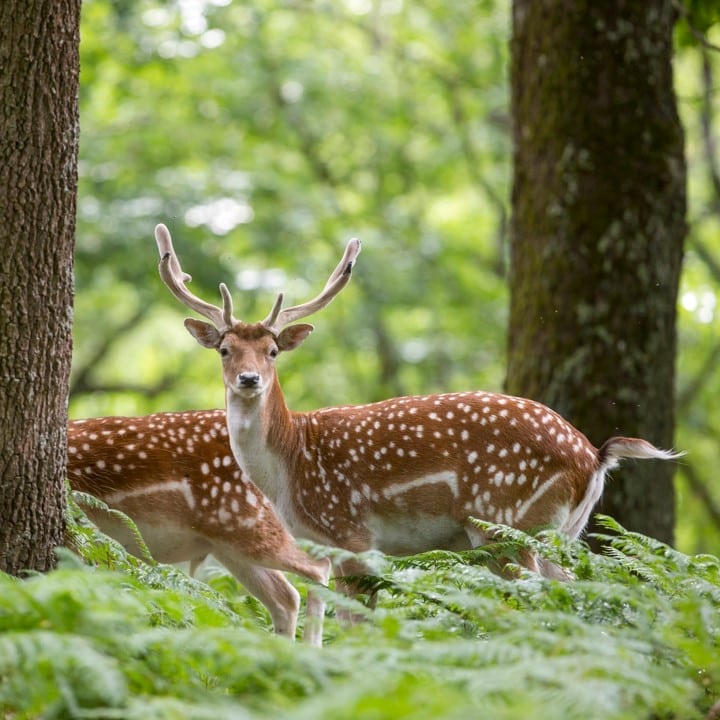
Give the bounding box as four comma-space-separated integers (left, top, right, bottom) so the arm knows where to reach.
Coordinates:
70, 306, 150, 396
676, 338, 720, 415
690, 236, 720, 284
672, 0, 720, 53
441, 79, 509, 277
679, 460, 720, 533
70, 372, 185, 400
699, 49, 720, 209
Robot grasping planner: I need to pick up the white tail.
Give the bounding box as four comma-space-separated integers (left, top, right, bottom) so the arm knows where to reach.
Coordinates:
67, 410, 330, 645
155, 223, 681, 586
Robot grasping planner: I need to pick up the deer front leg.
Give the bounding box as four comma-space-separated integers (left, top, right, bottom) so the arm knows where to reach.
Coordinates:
273, 548, 331, 647
213, 552, 301, 640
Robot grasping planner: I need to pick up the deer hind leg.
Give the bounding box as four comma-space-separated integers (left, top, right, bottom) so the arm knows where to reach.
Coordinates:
464, 521, 572, 579
188, 554, 209, 578
536, 557, 573, 581
212, 551, 301, 640
463, 521, 542, 577
333, 557, 376, 626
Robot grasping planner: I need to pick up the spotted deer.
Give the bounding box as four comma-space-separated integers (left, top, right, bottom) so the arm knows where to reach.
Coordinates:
67, 410, 331, 645
155, 223, 681, 586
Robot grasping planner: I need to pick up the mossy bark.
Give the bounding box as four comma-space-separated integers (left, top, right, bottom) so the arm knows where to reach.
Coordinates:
0, 0, 80, 573
507, 1, 686, 544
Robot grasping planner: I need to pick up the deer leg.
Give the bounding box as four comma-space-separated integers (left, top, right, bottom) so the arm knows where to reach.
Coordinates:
465, 523, 571, 580
333, 557, 376, 626
212, 552, 301, 640
188, 554, 208, 578
271, 547, 331, 647
537, 556, 574, 581
464, 521, 542, 577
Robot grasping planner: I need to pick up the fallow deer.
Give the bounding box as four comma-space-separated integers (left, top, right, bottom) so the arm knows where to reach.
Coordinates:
154, 223, 681, 586
67, 410, 330, 644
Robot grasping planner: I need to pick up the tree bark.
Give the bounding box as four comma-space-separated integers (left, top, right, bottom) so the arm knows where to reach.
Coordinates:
507, 1, 686, 544
0, 0, 80, 573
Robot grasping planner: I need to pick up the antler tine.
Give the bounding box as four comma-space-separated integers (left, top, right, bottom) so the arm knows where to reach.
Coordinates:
262, 293, 285, 329
155, 224, 236, 330
262, 238, 361, 332
219, 283, 235, 328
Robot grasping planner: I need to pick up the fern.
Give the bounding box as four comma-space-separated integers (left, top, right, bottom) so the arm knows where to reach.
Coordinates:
65, 489, 252, 627
70, 490, 156, 565
1, 507, 718, 719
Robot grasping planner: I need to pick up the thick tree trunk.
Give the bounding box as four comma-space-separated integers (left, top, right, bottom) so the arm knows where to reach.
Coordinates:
0, 0, 80, 573
507, 1, 685, 544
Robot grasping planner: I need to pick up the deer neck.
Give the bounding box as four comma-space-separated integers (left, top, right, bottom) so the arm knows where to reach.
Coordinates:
224, 373, 296, 503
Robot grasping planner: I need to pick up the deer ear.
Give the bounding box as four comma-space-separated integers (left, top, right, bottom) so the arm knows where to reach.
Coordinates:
277, 323, 314, 352
184, 318, 222, 349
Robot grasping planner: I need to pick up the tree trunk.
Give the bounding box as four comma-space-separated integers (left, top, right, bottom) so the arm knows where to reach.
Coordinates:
0, 0, 80, 573
507, 1, 685, 544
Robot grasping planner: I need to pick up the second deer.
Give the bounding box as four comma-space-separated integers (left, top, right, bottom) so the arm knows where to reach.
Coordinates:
68, 410, 330, 644
155, 223, 681, 587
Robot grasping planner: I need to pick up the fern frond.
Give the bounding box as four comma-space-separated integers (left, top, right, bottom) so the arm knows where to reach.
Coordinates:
69, 488, 156, 565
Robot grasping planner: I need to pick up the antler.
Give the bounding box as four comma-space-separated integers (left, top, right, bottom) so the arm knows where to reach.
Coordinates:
155, 224, 359, 333
262, 238, 361, 333
155, 223, 237, 330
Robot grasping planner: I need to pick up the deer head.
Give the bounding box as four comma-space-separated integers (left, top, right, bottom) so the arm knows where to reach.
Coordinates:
155, 223, 360, 401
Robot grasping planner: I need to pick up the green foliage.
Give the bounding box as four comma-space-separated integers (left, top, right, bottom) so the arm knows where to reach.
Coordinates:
71, 3, 720, 549
1, 510, 718, 719
675, 0, 720, 47
71, 1, 720, 555
672, 15, 720, 554
66, 489, 273, 630
72, 0, 510, 420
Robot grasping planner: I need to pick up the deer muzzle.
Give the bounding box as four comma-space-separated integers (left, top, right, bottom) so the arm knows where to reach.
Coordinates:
237, 371, 261, 389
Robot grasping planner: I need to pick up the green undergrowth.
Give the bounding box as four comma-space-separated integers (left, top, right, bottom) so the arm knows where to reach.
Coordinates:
0, 498, 718, 719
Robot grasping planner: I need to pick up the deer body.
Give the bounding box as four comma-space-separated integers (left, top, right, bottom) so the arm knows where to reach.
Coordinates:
67, 410, 330, 644
155, 224, 680, 580
222, 339, 669, 566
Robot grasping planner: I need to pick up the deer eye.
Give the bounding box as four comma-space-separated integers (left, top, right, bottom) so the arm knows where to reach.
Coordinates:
269, 346, 279, 359
219, 346, 230, 358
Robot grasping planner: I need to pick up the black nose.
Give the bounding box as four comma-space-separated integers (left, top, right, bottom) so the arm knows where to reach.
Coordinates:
238, 372, 261, 388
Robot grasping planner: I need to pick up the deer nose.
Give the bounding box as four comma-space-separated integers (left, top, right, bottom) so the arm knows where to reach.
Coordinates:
237, 371, 261, 388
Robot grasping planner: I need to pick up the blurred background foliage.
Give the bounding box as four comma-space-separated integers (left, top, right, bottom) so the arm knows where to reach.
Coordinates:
71, 0, 720, 554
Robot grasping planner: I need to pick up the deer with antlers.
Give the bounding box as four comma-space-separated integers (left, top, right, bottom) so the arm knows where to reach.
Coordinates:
67, 410, 330, 644
154, 223, 680, 587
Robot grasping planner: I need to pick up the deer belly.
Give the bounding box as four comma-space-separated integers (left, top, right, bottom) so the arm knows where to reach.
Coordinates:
366, 512, 469, 556
85, 508, 211, 564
